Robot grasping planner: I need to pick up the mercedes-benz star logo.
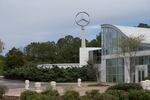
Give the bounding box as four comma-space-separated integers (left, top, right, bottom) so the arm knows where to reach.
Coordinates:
75, 11, 90, 27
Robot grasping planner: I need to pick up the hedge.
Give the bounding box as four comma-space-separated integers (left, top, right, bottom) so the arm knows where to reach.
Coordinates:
106, 83, 143, 92
0, 85, 8, 99
4, 65, 90, 82
144, 77, 150, 80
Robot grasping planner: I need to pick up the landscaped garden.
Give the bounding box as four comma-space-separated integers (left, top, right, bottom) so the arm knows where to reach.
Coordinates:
19, 83, 150, 100
1, 83, 150, 100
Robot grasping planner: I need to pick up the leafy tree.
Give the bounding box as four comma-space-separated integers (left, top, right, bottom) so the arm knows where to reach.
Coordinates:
0, 56, 5, 75
56, 35, 81, 63
137, 23, 150, 28
24, 34, 101, 64
24, 41, 56, 63
24, 36, 81, 63
87, 60, 100, 81
118, 35, 144, 83
4, 47, 26, 70
88, 34, 101, 47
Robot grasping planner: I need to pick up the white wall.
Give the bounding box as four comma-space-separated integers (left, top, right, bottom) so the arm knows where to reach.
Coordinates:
101, 56, 106, 82
79, 47, 101, 67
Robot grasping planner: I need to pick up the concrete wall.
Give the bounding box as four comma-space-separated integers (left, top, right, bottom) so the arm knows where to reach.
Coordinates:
79, 47, 101, 67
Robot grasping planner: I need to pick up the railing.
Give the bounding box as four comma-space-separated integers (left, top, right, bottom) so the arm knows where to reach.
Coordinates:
37, 63, 80, 69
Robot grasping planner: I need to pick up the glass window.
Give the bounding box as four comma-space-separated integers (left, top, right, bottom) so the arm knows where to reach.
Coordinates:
101, 27, 124, 55
106, 58, 124, 83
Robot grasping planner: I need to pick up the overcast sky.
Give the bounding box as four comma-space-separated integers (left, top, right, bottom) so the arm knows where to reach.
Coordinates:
0, 0, 150, 54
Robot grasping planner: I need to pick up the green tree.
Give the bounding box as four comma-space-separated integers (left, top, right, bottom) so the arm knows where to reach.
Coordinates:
24, 34, 101, 64
4, 47, 26, 70
88, 34, 101, 47
56, 35, 81, 63
137, 23, 150, 28
0, 56, 5, 75
24, 41, 56, 63
118, 35, 144, 83
87, 60, 99, 81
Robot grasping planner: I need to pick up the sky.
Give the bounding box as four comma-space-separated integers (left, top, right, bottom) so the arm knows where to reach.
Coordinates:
0, 0, 150, 55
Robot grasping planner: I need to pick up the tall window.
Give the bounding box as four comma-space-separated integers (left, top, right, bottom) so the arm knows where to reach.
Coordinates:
106, 58, 124, 83
102, 27, 123, 55
93, 50, 101, 64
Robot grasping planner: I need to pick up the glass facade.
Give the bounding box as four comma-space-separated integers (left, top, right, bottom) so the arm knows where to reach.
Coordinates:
106, 58, 124, 83
101, 24, 150, 83
102, 27, 123, 55
93, 50, 101, 64
139, 43, 150, 51
102, 26, 125, 83
131, 56, 150, 66
89, 49, 101, 64
148, 65, 150, 76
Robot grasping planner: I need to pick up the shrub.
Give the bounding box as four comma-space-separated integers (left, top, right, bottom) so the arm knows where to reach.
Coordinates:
128, 90, 150, 100
85, 90, 100, 99
106, 83, 143, 92
100, 93, 118, 100
41, 86, 60, 100
144, 77, 150, 80
4, 65, 90, 82
20, 90, 38, 100
143, 90, 150, 100
106, 90, 128, 100
0, 85, 8, 99
62, 90, 80, 100
81, 90, 101, 100
80, 90, 118, 100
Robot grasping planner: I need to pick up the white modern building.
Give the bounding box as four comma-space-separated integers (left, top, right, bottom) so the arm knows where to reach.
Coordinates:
100, 24, 150, 83
79, 47, 101, 67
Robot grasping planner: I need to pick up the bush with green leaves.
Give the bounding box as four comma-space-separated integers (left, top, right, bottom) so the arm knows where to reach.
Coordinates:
84, 90, 100, 99
4, 65, 89, 82
80, 90, 118, 100
128, 90, 150, 100
106, 90, 128, 100
20, 90, 38, 100
0, 85, 8, 99
100, 93, 118, 100
41, 86, 60, 100
106, 83, 143, 92
80, 90, 101, 100
144, 77, 150, 80
62, 90, 80, 100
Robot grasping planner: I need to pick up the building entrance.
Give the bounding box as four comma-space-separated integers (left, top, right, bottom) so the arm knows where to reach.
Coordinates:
138, 70, 145, 82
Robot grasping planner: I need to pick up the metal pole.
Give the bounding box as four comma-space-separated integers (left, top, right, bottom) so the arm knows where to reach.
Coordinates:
81, 26, 86, 48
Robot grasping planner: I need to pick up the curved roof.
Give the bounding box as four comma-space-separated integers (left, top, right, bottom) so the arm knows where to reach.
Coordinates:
101, 24, 150, 43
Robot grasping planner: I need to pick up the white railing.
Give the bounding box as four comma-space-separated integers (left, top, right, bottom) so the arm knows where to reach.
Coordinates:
37, 63, 80, 69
